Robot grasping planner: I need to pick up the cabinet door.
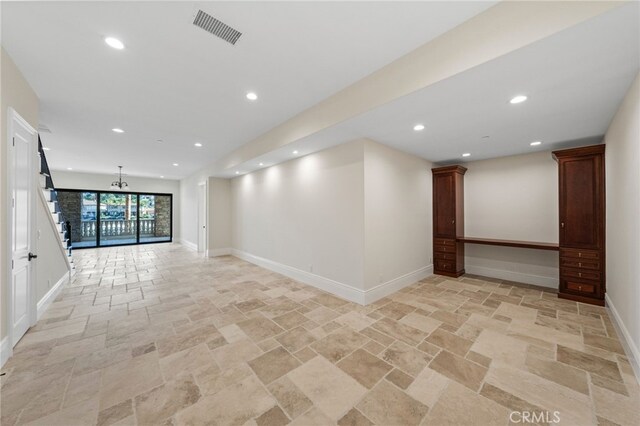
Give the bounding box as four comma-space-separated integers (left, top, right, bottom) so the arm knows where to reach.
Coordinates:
559, 156, 601, 248
434, 174, 456, 237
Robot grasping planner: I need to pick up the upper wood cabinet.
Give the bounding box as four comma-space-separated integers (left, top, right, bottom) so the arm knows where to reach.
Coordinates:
432, 166, 466, 277
553, 144, 605, 305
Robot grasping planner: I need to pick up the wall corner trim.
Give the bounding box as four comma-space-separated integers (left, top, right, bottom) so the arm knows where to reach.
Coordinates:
230, 249, 432, 306
605, 294, 640, 383
364, 265, 433, 304
179, 239, 198, 251
209, 248, 232, 257
37, 273, 69, 321
0, 336, 11, 369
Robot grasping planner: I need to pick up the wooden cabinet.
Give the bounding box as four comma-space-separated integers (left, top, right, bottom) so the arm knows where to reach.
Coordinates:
432, 166, 466, 277
553, 145, 605, 305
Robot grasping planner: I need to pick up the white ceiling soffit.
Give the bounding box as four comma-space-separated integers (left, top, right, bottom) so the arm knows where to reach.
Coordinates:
0, 1, 496, 179
222, 2, 639, 176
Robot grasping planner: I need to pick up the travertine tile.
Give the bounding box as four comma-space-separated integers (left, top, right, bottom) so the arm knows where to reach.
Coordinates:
288, 356, 366, 420
336, 348, 393, 389
175, 375, 275, 425
426, 327, 473, 357
267, 376, 313, 420
338, 408, 374, 426
99, 351, 163, 410
134, 374, 201, 424
381, 340, 431, 377
357, 380, 428, 426
4, 244, 636, 426
249, 346, 301, 384
429, 350, 487, 391
426, 381, 509, 426
310, 328, 368, 363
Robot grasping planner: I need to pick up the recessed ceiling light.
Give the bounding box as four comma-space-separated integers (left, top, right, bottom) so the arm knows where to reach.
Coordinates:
104, 37, 125, 50
156, 139, 163, 143
172, 163, 179, 166
413, 124, 425, 131
160, 176, 164, 178
112, 128, 124, 133
509, 95, 528, 104
235, 171, 240, 175
462, 153, 471, 157
246, 92, 258, 101
66, 167, 73, 170
43, 147, 51, 151
293, 150, 298, 155
481, 135, 490, 139
530, 141, 542, 146
194, 143, 202, 147
259, 162, 264, 166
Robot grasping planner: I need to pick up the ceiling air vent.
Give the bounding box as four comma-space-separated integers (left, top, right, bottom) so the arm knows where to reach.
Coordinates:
38, 124, 52, 134
193, 10, 242, 45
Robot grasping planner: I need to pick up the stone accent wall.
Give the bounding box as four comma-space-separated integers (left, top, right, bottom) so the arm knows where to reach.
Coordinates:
56, 191, 82, 243
155, 195, 171, 238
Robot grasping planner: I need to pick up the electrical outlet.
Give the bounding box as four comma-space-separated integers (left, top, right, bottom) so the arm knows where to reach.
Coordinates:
47, 279, 51, 288
309, 265, 313, 273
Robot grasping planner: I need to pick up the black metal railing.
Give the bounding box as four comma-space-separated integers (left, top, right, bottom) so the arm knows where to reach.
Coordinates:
38, 136, 72, 254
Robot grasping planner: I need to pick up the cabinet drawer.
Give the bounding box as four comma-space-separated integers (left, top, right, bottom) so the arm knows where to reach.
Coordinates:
434, 245, 456, 254
434, 238, 456, 246
435, 259, 455, 272
561, 268, 601, 281
563, 280, 599, 296
560, 248, 600, 260
434, 252, 456, 261
560, 257, 600, 270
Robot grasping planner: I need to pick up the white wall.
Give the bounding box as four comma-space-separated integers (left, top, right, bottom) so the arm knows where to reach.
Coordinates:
208, 177, 231, 255
35, 193, 69, 304
604, 72, 640, 374
463, 151, 559, 287
364, 140, 432, 296
51, 170, 181, 240
231, 140, 366, 296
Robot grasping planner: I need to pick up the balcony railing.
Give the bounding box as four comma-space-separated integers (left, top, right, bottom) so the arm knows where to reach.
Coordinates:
81, 219, 156, 239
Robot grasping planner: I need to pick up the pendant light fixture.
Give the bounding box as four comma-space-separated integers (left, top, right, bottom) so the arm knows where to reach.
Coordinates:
110, 166, 129, 190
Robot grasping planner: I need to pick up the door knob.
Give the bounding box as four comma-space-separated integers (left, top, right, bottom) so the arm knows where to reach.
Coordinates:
561, 222, 565, 228
28, 252, 38, 261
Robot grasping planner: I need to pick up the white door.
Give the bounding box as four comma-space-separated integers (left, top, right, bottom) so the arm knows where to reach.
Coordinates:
8, 109, 37, 347
197, 182, 207, 253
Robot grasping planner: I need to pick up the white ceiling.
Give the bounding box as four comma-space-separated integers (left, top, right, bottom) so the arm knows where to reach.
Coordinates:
1, 1, 496, 179
221, 2, 639, 176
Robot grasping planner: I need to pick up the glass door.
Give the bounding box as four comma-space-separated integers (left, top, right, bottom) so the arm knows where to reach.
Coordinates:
99, 193, 138, 246
139, 194, 172, 243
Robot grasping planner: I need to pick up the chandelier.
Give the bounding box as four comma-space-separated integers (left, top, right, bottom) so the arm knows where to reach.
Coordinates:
110, 166, 129, 190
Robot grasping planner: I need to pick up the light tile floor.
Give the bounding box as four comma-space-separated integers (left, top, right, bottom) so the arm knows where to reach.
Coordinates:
1, 243, 638, 426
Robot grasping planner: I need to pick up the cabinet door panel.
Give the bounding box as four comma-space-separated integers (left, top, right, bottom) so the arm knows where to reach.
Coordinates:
434, 174, 455, 237
560, 157, 600, 248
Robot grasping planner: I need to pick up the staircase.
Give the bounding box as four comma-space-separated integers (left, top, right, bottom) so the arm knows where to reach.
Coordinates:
38, 137, 75, 271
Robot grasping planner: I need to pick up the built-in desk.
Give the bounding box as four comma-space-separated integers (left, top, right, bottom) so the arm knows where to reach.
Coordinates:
457, 237, 559, 251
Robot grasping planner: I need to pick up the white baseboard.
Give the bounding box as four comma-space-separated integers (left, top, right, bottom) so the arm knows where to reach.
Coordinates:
605, 294, 640, 383
209, 248, 232, 257
179, 239, 198, 251
364, 265, 433, 304
37, 273, 68, 320
230, 249, 431, 306
0, 336, 11, 368
231, 249, 366, 304
465, 264, 558, 288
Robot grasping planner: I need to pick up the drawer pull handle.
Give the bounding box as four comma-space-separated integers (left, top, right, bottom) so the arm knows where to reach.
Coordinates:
579, 262, 582, 267
579, 272, 582, 278
579, 252, 582, 258
578, 285, 582, 291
